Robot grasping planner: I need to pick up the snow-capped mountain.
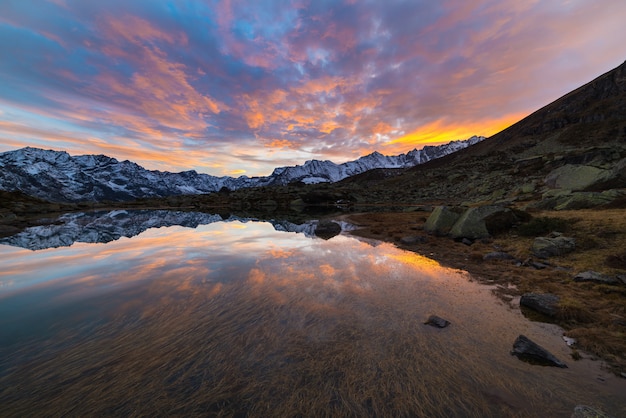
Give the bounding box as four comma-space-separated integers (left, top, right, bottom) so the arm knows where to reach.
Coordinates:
0, 136, 484, 202
0, 210, 354, 250
268, 136, 484, 185
0, 147, 234, 202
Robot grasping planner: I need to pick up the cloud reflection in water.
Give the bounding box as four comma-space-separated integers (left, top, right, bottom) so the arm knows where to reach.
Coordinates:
1, 218, 625, 417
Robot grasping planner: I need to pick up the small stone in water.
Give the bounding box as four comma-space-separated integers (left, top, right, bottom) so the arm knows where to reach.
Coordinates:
424, 315, 451, 328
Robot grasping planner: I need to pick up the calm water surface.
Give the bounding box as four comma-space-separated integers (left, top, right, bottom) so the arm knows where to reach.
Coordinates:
0, 211, 624, 417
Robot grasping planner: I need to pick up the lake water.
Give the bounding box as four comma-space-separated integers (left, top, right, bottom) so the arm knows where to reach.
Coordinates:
0, 210, 624, 417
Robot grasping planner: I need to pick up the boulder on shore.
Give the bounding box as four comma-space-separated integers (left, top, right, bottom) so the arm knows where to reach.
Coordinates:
520, 293, 560, 317
483, 251, 517, 261
448, 205, 505, 240
425, 205, 527, 240
531, 235, 575, 258
573, 271, 620, 285
510, 335, 567, 368
399, 235, 427, 245
423, 206, 462, 236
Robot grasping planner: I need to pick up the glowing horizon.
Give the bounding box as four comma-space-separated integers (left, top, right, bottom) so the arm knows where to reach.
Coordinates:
1, 1, 625, 177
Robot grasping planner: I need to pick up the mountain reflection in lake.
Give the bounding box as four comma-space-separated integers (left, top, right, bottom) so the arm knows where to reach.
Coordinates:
0, 213, 624, 417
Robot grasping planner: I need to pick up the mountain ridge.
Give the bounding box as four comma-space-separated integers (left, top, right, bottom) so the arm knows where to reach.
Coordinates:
0, 136, 484, 202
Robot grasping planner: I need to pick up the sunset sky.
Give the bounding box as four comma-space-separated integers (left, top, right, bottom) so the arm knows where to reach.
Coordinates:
1, 0, 625, 177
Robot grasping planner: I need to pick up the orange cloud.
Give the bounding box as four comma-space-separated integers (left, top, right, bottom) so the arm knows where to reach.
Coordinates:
383, 112, 526, 153
237, 75, 366, 146
265, 139, 292, 148
88, 15, 228, 136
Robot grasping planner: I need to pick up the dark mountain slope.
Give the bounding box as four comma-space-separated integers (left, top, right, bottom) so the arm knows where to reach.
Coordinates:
340, 60, 626, 206
473, 59, 626, 155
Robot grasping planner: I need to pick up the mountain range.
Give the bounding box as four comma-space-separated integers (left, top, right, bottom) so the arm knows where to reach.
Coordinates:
0, 136, 483, 203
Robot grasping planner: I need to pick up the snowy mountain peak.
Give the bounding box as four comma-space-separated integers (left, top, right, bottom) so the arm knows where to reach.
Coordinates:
0, 136, 485, 202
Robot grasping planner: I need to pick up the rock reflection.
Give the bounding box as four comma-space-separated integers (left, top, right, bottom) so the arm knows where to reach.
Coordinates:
0, 222, 625, 417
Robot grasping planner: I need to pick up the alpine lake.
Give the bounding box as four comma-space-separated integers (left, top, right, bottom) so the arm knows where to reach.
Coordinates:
0, 210, 624, 417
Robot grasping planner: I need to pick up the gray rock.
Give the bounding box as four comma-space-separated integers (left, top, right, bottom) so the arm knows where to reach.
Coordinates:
571, 405, 615, 418
573, 271, 620, 285
587, 156, 626, 190
483, 251, 517, 261
484, 208, 529, 234
511, 335, 567, 368
520, 293, 560, 317
554, 189, 625, 210
545, 164, 611, 191
531, 236, 576, 258
529, 261, 549, 270
423, 206, 462, 236
519, 182, 536, 194
449, 205, 505, 240
424, 315, 450, 328
399, 235, 427, 245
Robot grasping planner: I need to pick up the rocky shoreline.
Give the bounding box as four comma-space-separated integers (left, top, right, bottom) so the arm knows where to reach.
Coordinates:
343, 207, 626, 376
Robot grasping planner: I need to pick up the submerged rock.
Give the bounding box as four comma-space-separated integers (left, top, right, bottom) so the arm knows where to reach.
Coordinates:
424, 315, 451, 328
571, 405, 615, 418
510, 335, 567, 368
520, 293, 560, 317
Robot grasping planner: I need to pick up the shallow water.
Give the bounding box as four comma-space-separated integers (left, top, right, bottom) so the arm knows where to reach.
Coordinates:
0, 211, 624, 417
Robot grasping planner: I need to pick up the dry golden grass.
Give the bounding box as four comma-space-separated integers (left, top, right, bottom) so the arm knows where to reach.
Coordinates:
501, 209, 626, 276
